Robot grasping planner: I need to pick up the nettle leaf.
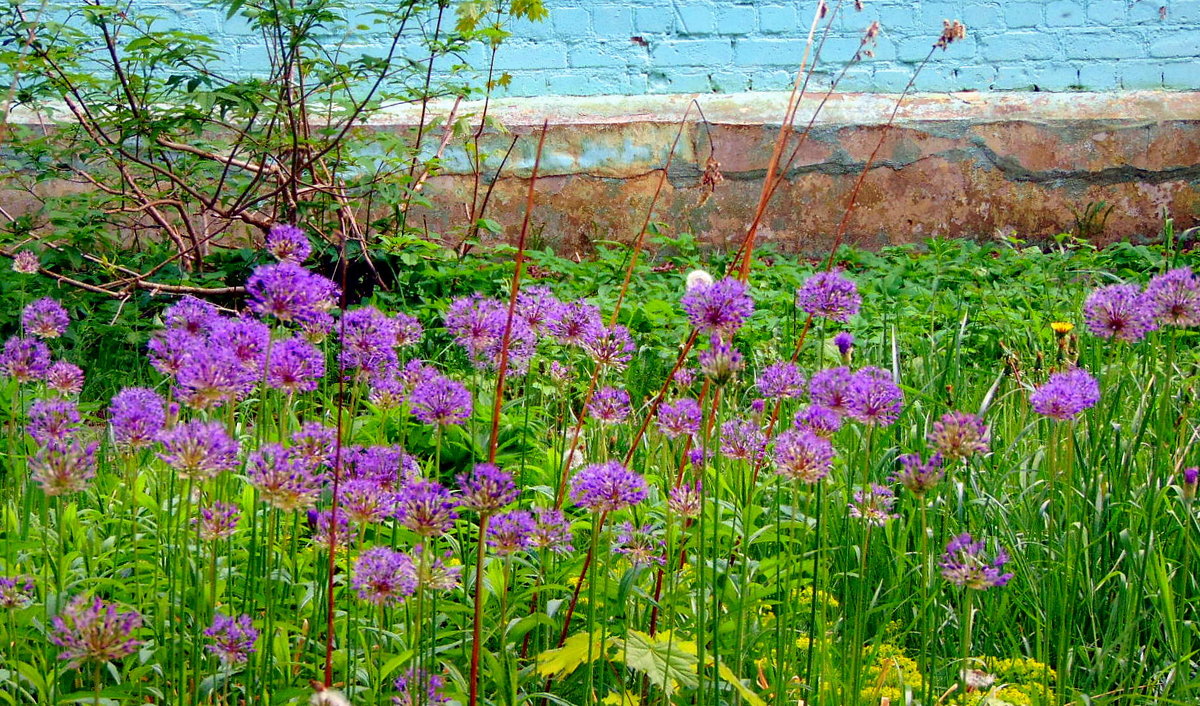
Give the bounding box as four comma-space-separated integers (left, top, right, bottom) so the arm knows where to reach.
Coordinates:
610, 630, 698, 695
534, 631, 608, 678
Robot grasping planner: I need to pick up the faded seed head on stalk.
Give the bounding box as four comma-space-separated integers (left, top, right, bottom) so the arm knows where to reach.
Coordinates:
935, 20, 968, 50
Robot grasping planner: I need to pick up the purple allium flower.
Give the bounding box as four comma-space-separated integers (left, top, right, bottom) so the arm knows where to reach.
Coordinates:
1084, 283, 1157, 342
342, 479, 393, 526
197, 502, 240, 541
721, 418, 766, 462
147, 328, 199, 379
458, 463, 519, 514
27, 398, 81, 444
397, 358, 439, 394
12, 250, 39, 274
834, 331, 855, 357
928, 411, 991, 462
613, 522, 666, 567
845, 367, 904, 427
588, 386, 632, 424
672, 365, 696, 389
771, 429, 835, 484
657, 397, 702, 439
345, 444, 419, 487
340, 306, 399, 379
517, 286, 564, 334
174, 346, 256, 410
668, 481, 703, 518
1030, 368, 1100, 421
367, 374, 407, 410
793, 405, 843, 437
266, 223, 312, 264
205, 613, 258, 664
584, 325, 636, 369
487, 509, 537, 555
757, 361, 807, 400
29, 440, 97, 496
549, 361, 572, 382
939, 533, 1014, 590
1183, 467, 1199, 500
410, 375, 472, 426
394, 479, 459, 537
164, 296, 219, 336
22, 298, 69, 339
393, 312, 424, 348
1145, 267, 1200, 327
159, 420, 240, 481
1, 336, 51, 382
247, 443, 324, 511
44, 361, 84, 396
797, 271, 861, 323
549, 301, 603, 346
687, 447, 707, 469
209, 316, 271, 373
290, 422, 338, 467
110, 387, 167, 448
808, 366, 854, 415
681, 277, 754, 336
394, 668, 450, 706
412, 544, 461, 591
353, 547, 417, 606
268, 337, 325, 393
49, 595, 142, 668
0, 576, 35, 608
445, 294, 507, 360
570, 461, 648, 513
246, 262, 339, 325
698, 334, 744, 384
848, 484, 898, 526
311, 508, 352, 549
892, 452, 945, 496
530, 507, 575, 553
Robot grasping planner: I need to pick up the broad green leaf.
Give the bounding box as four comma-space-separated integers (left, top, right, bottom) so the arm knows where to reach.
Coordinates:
535, 631, 607, 678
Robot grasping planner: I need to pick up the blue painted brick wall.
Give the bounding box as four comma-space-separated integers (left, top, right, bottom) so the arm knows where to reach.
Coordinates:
173, 0, 1200, 95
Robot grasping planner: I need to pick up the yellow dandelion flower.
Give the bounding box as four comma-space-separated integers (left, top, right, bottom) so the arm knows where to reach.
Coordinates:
1051, 321, 1074, 336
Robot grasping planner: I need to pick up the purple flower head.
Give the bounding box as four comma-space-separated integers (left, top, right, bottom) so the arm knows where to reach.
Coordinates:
585, 325, 636, 369
487, 509, 537, 555
45, 361, 85, 396
158, 420, 239, 481
614, 522, 666, 567
672, 365, 696, 389
197, 502, 240, 541
345, 444, 419, 487
394, 479, 459, 537
12, 250, 39, 274
1183, 466, 1199, 500
588, 386, 632, 424
928, 411, 990, 462
340, 306, 399, 379
445, 295, 509, 367
30, 440, 97, 496
721, 418, 767, 462
939, 533, 1014, 590
412, 544, 461, 591
699, 334, 744, 385
757, 361, 807, 400
342, 479, 393, 526
353, 547, 417, 606
310, 508, 352, 549
657, 397, 702, 439
771, 429, 835, 484
174, 346, 256, 410
23, 297, 69, 339
1, 336, 51, 382
794, 405, 843, 437
849, 484, 898, 526
367, 373, 408, 410
687, 447, 707, 469
49, 595, 142, 668
268, 337, 325, 393
570, 461, 648, 513
1145, 267, 1200, 327
394, 668, 450, 706
266, 223, 312, 264
205, 613, 258, 664
845, 367, 904, 427
147, 328, 199, 379
668, 481, 703, 518
549, 361, 572, 382
393, 312, 424, 348
27, 398, 81, 444
549, 301, 603, 346
0, 576, 35, 608
164, 296, 219, 336
458, 463, 519, 514
1030, 368, 1100, 421
517, 286, 564, 335
808, 366, 854, 415
290, 423, 338, 467
246, 262, 339, 325
410, 375, 472, 427
892, 452, 945, 496
681, 277, 754, 336
209, 316, 271, 373
797, 271, 861, 323
398, 359, 439, 395
834, 331, 855, 357
1084, 283, 1157, 342
530, 507, 575, 553
247, 443, 324, 511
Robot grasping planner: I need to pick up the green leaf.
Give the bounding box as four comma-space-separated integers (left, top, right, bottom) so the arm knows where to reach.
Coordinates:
535, 631, 607, 677
610, 630, 698, 695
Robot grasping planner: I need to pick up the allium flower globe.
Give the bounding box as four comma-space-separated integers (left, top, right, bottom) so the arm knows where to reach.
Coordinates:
681, 277, 754, 335
797, 271, 861, 322
1030, 368, 1100, 421
50, 595, 142, 668
1083, 283, 1156, 342
940, 533, 1014, 590
570, 461, 648, 513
